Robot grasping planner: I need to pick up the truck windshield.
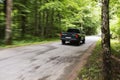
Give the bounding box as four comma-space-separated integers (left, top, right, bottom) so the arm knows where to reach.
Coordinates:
67, 29, 80, 33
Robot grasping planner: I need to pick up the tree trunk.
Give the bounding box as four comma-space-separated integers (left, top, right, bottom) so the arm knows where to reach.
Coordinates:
20, 11, 27, 38
45, 9, 49, 37
34, 0, 39, 36
58, 11, 62, 32
41, 0, 46, 38
20, 0, 28, 38
49, 8, 54, 37
45, 0, 49, 37
5, 0, 12, 45
101, 0, 112, 80
1, 0, 7, 39
41, 10, 45, 38
4, 0, 6, 16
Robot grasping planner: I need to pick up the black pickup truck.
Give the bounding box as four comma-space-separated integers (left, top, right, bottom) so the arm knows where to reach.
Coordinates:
60, 29, 85, 45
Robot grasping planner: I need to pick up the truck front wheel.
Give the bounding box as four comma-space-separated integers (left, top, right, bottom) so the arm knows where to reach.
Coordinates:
76, 40, 80, 45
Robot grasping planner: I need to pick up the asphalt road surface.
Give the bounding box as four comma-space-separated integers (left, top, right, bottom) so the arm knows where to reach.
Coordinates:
0, 36, 99, 80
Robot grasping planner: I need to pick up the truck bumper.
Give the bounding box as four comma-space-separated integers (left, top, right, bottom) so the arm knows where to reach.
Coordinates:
61, 38, 79, 42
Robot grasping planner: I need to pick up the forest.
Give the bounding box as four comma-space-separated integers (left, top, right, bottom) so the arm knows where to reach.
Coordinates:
0, 0, 120, 80
0, 0, 119, 45
0, 0, 101, 45
0, 0, 120, 45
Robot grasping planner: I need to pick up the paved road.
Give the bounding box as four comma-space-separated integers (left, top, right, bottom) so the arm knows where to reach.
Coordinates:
0, 36, 99, 80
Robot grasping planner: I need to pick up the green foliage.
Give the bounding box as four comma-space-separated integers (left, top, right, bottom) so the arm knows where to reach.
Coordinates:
110, 0, 120, 40
77, 41, 102, 80
0, 36, 59, 48
0, 0, 101, 45
0, 2, 5, 39
111, 40, 120, 58
76, 39, 120, 80
62, 0, 100, 34
110, 16, 120, 40
40, 1, 64, 11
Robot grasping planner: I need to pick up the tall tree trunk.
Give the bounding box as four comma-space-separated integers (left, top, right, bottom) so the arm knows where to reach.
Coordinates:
4, 0, 6, 16
21, 11, 26, 38
58, 11, 62, 32
5, 0, 12, 45
20, 0, 27, 38
1, 0, 7, 39
48, 0, 54, 38
39, 0, 42, 37
41, 10, 45, 38
49, 8, 54, 37
45, 9, 49, 37
101, 0, 112, 80
34, 0, 39, 36
39, 11, 42, 37
45, 0, 49, 37
41, 0, 46, 38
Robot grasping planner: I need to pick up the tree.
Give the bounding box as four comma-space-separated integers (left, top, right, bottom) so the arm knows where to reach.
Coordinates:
5, 0, 12, 45
0, 0, 100, 43
101, 0, 112, 80
0, 0, 6, 39
19, 0, 28, 38
110, 0, 120, 41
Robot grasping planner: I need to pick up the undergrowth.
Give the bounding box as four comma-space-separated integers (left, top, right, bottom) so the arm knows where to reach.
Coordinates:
76, 39, 120, 80
0, 37, 59, 48
111, 39, 120, 58
76, 41, 103, 80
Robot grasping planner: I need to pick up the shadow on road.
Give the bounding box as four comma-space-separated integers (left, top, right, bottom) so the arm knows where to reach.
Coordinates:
61, 42, 84, 47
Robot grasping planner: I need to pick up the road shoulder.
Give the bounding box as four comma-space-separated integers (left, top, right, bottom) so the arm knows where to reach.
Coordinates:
66, 43, 97, 80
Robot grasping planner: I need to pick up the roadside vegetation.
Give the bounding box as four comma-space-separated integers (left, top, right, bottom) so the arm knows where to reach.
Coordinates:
111, 40, 120, 58
0, 0, 120, 79
76, 39, 120, 80
0, 0, 100, 45
0, 37, 59, 48
76, 40, 102, 80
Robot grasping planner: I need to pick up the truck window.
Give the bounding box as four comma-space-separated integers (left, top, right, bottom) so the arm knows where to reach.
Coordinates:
67, 29, 80, 33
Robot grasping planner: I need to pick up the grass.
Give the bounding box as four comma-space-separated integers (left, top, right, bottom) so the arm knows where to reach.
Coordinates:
76, 39, 120, 80
76, 40, 103, 80
0, 37, 60, 48
111, 39, 120, 58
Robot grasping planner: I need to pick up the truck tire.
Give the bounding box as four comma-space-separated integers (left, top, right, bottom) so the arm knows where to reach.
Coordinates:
82, 38, 85, 44
62, 40, 65, 45
76, 41, 80, 45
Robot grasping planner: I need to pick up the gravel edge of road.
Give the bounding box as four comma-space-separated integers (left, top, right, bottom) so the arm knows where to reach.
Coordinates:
66, 43, 97, 80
